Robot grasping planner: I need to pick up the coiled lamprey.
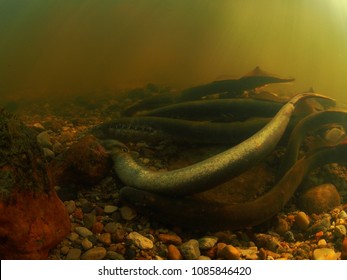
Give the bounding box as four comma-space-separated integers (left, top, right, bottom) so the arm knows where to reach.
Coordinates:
104, 93, 335, 196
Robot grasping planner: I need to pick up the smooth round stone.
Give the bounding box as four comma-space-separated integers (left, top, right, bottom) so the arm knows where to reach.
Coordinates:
60, 246, 70, 255
104, 205, 118, 214
198, 236, 218, 250
298, 184, 341, 214
81, 238, 93, 250
75, 226, 93, 237
127, 232, 153, 249
197, 255, 211, 260
338, 210, 347, 219
313, 248, 338, 260
36, 131, 52, 148
66, 248, 82, 260
68, 232, 79, 242
167, 244, 183, 260
295, 211, 310, 231
218, 245, 241, 260
180, 239, 200, 260
120, 206, 137, 221
81, 247, 107, 260
83, 213, 97, 229
317, 239, 327, 248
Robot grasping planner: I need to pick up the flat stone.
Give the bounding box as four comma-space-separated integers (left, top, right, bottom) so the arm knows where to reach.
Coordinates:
127, 231, 153, 249
75, 226, 93, 237
180, 239, 200, 260
158, 233, 182, 245
313, 248, 339, 260
81, 247, 107, 260
104, 205, 118, 214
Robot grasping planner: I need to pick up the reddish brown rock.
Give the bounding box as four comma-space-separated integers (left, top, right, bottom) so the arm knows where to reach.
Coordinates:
0, 110, 70, 259
298, 184, 341, 214
167, 244, 183, 260
0, 189, 70, 259
49, 135, 112, 186
341, 237, 347, 260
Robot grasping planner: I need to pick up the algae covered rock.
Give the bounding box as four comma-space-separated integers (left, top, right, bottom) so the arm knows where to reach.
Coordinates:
0, 109, 70, 259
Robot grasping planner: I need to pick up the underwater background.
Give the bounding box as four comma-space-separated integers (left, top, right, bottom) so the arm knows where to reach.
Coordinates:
1, 0, 347, 104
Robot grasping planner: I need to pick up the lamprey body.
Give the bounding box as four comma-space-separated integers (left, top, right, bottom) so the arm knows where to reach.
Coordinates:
90, 116, 270, 144
141, 98, 283, 121
120, 143, 347, 231
104, 93, 335, 196
279, 110, 347, 176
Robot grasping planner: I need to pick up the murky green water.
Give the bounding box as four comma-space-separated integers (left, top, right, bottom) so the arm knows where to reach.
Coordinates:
1, 0, 347, 104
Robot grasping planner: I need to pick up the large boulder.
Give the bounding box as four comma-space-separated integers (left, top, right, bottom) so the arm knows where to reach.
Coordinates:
0, 109, 70, 259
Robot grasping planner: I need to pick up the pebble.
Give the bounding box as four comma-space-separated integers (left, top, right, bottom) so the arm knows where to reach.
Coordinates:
239, 247, 259, 260
68, 232, 79, 242
338, 210, 347, 219
60, 246, 70, 255
104, 222, 120, 233
91, 222, 104, 234
66, 248, 82, 260
180, 239, 200, 260
98, 233, 112, 245
198, 236, 218, 250
65, 200, 76, 214
43, 148, 55, 158
127, 232, 153, 249
106, 251, 125, 260
218, 245, 241, 260
167, 244, 183, 260
104, 205, 118, 214
75, 226, 93, 237
81, 247, 107, 260
313, 248, 339, 260
197, 255, 211, 260
295, 211, 310, 231
81, 238, 93, 250
83, 213, 97, 229
120, 206, 137, 220
334, 225, 346, 238
158, 233, 182, 245
317, 239, 327, 248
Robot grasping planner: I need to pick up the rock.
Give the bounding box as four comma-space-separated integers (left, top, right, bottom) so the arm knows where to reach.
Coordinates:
338, 210, 347, 219
60, 246, 70, 255
167, 244, 183, 260
83, 213, 97, 229
81, 238, 93, 250
98, 233, 112, 245
104, 222, 121, 233
298, 184, 341, 214
66, 248, 82, 260
68, 232, 79, 242
180, 239, 200, 260
91, 222, 104, 234
106, 251, 125, 260
127, 232, 153, 249
65, 200, 76, 214
218, 245, 241, 260
75, 226, 93, 237
313, 248, 339, 260
197, 255, 211, 260
317, 239, 327, 248
104, 205, 118, 214
49, 135, 112, 186
158, 233, 182, 245
42, 148, 55, 159
275, 218, 290, 235
239, 247, 259, 260
36, 131, 52, 148
198, 236, 218, 250
307, 216, 331, 234
0, 111, 70, 259
295, 211, 310, 231
81, 247, 107, 260
120, 206, 137, 220
334, 225, 346, 238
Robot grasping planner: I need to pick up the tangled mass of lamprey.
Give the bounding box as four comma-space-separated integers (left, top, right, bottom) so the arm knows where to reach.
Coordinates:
90, 67, 347, 231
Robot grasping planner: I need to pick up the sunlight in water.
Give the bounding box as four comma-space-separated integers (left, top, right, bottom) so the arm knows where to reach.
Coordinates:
1, 0, 347, 103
